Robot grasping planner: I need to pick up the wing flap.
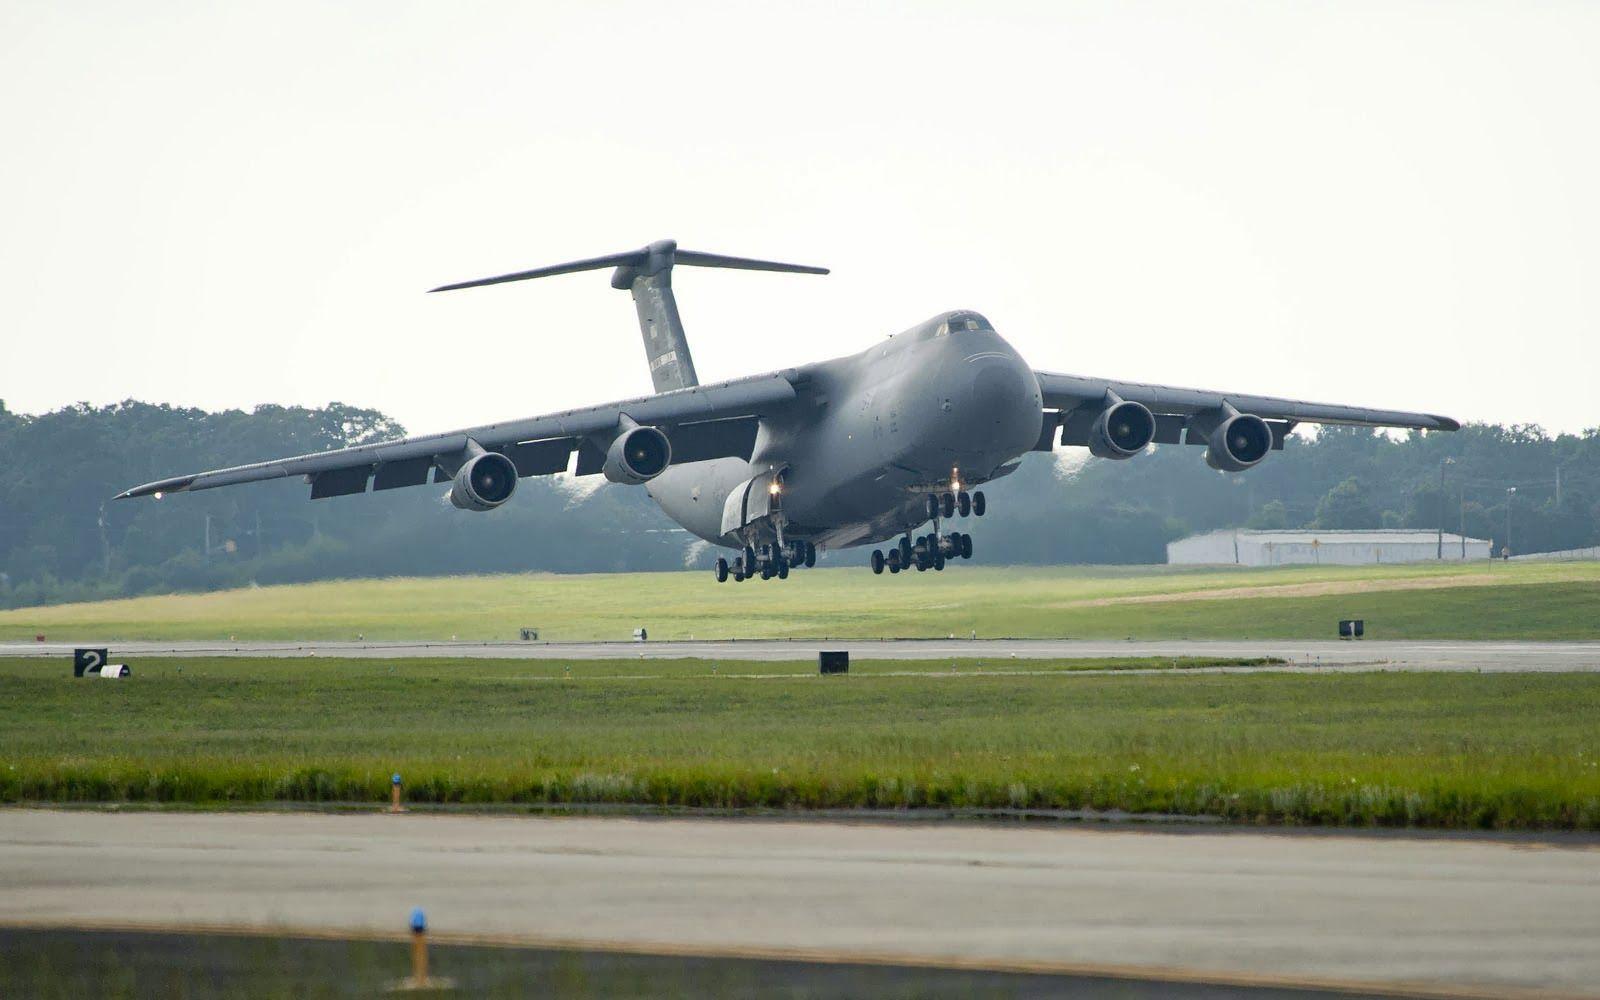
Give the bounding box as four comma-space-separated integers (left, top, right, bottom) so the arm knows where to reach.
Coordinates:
666, 416, 761, 465
372, 457, 433, 491
309, 466, 372, 499
501, 438, 575, 477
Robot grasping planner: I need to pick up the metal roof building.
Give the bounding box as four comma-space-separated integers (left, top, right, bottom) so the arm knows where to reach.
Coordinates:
1167, 529, 1493, 566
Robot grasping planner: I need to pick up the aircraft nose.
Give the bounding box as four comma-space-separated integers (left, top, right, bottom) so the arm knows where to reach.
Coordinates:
971, 360, 1027, 411
957, 355, 1041, 451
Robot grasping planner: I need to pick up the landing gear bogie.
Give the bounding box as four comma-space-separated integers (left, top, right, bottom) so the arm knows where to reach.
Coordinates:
867, 527, 976, 578
718, 537, 818, 583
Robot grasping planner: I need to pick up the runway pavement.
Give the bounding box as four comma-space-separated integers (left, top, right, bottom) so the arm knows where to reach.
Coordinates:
3, 637, 1600, 671
2, 810, 1596, 998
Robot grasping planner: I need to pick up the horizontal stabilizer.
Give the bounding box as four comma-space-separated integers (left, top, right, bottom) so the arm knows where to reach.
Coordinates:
670, 250, 828, 274
429, 239, 826, 293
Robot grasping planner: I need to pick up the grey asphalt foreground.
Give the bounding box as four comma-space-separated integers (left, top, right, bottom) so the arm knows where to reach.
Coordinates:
3, 638, 1600, 671
2, 811, 1597, 999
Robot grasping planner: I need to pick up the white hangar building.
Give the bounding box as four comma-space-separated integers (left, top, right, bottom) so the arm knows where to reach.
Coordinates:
1167, 529, 1493, 566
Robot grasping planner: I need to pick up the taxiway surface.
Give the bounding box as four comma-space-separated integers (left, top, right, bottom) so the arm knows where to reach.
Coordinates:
1, 810, 1596, 998
3, 638, 1599, 671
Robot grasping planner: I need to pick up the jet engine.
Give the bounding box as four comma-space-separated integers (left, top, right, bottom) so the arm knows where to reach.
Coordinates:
1088, 399, 1156, 460
603, 425, 672, 485
449, 451, 519, 511
1204, 412, 1273, 472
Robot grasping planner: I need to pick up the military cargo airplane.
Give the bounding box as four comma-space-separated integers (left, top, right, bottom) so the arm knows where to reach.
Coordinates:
118, 240, 1459, 581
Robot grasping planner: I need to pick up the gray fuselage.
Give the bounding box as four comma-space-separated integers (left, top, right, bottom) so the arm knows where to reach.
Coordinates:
646, 311, 1041, 551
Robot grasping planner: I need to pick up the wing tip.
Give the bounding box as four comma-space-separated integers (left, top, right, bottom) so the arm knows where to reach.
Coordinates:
1433, 416, 1462, 432
117, 476, 198, 499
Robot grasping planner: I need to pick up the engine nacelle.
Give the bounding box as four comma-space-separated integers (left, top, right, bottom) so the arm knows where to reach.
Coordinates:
1088, 399, 1156, 460
449, 451, 519, 511
1204, 412, 1273, 472
603, 425, 672, 485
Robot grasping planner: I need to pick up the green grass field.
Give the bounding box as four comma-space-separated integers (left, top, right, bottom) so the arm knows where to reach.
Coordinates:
3, 656, 1596, 830
3, 560, 1598, 641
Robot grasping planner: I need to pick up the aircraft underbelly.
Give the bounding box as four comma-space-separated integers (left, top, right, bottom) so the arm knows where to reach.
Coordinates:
645, 458, 753, 545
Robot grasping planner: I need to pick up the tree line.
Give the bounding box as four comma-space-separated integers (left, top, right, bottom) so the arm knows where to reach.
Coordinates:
0, 398, 1595, 607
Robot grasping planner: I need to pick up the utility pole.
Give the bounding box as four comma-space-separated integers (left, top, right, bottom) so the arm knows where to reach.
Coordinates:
97, 502, 112, 576
1437, 457, 1454, 559
1459, 487, 1466, 559
1504, 486, 1516, 559
1556, 465, 1562, 507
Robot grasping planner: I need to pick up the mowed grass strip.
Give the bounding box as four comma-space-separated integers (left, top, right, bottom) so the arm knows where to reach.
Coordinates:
2, 657, 1596, 830
4, 561, 1597, 641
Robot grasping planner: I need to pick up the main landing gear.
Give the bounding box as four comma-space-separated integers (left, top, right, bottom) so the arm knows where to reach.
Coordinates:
872, 489, 984, 575
715, 540, 817, 583
872, 530, 974, 574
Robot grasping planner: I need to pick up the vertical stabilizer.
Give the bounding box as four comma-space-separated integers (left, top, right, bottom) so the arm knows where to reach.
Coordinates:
611, 241, 699, 392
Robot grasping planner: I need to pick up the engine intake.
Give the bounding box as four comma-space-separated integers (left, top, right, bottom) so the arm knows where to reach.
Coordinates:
450, 451, 518, 511
1088, 399, 1156, 460
603, 425, 672, 485
1205, 412, 1272, 472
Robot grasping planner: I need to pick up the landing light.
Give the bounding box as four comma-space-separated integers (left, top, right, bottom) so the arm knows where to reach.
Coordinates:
153, 491, 163, 500
768, 481, 782, 496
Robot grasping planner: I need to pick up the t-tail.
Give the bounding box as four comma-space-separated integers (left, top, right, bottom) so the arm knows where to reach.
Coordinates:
430, 239, 827, 394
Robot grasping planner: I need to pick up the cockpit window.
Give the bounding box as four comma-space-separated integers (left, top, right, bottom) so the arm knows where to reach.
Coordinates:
936, 312, 993, 337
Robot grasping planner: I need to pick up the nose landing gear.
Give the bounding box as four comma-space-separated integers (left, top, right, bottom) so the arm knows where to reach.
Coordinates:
928, 490, 986, 520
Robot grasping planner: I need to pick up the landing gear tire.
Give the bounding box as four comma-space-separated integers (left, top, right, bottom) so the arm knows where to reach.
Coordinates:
960, 533, 973, 559
972, 491, 986, 517
871, 550, 885, 575
934, 551, 946, 571
940, 492, 955, 518
778, 562, 789, 580
925, 495, 939, 520
744, 545, 757, 568
804, 541, 817, 568
898, 537, 912, 565
957, 492, 971, 517
715, 558, 729, 583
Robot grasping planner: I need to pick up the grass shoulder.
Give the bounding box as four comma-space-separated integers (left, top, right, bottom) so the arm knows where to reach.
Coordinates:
2, 656, 1595, 831
3, 561, 1597, 641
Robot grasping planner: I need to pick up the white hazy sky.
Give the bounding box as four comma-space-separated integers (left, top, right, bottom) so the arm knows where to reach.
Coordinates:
3, 2, 1597, 435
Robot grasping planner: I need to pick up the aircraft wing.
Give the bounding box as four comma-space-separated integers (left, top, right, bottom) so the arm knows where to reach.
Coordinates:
1034, 371, 1458, 451
116, 371, 799, 500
